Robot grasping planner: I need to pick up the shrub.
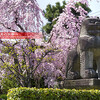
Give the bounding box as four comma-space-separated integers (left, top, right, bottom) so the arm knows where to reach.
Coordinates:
7, 87, 100, 100
0, 94, 7, 100
1, 74, 19, 94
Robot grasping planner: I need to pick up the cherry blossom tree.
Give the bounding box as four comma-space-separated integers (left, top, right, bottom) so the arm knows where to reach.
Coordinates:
47, 0, 91, 87
0, 0, 99, 88
0, 0, 58, 88
0, 0, 43, 32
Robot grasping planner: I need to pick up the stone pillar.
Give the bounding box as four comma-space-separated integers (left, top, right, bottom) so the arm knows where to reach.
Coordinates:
80, 51, 96, 78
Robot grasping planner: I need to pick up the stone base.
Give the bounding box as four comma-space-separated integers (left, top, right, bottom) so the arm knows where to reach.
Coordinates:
59, 78, 100, 89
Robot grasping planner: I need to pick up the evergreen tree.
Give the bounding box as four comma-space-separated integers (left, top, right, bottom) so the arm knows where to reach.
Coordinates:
43, 1, 66, 34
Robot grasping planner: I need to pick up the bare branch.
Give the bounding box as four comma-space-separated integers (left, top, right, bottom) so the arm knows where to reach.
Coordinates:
30, 49, 57, 74
0, 22, 19, 32
14, 11, 25, 32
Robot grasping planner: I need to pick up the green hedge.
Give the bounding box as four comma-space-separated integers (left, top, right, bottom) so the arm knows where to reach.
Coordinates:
7, 87, 100, 100
0, 94, 7, 100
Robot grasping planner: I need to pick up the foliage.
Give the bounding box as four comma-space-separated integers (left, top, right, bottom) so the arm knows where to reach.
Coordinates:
7, 87, 100, 100
43, 1, 91, 34
0, 94, 7, 100
1, 74, 19, 94
43, 1, 66, 34
0, 40, 58, 87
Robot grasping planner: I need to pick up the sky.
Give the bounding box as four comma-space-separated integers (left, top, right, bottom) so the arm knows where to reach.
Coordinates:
37, 0, 100, 25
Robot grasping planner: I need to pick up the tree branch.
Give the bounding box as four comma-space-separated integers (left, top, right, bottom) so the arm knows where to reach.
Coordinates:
14, 11, 25, 32
0, 22, 19, 32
